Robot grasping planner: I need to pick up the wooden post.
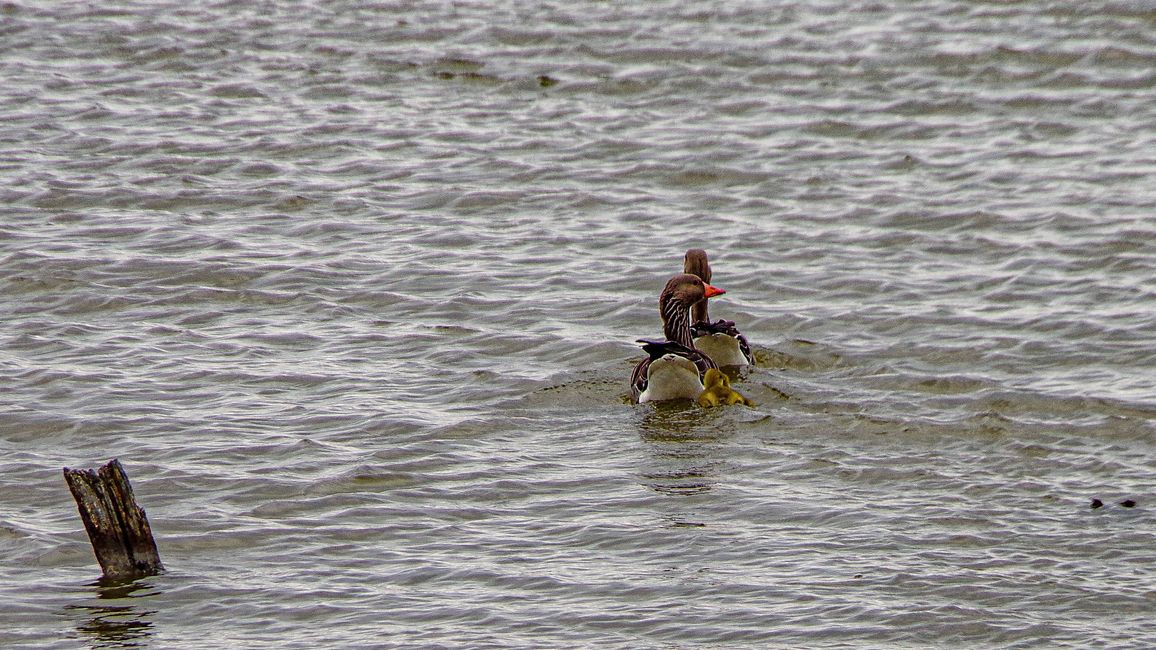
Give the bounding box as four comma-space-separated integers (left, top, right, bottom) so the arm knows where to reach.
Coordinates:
63, 459, 164, 580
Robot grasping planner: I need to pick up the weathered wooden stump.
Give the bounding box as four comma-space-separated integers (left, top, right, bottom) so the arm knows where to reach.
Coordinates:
63, 459, 163, 580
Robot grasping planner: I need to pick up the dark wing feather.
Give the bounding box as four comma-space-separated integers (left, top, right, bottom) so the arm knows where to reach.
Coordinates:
691, 319, 753, 364
630, 339, 717, 402
637, 338, 695, 360
736, 332, 753, 364
630, 356, 651, 401
690, 319, 739, 337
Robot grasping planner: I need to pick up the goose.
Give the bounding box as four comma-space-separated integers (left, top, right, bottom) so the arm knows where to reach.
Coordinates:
630, 273, 725, 403
683, 248, 753, 366
698, 368, 754, 407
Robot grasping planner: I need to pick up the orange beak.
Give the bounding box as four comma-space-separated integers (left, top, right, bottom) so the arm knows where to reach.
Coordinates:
703, 283, 726, 298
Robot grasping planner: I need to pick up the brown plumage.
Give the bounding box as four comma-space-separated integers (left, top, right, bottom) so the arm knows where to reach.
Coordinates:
631, 274, 725, 403
683, 248, 753, 366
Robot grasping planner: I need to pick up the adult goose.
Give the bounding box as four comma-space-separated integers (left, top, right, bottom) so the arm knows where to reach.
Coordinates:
682, 248, 753, 367
630, 273, 725, 403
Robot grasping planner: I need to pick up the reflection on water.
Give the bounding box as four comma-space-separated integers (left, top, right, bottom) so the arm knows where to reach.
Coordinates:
66, 578, 158, 649
638, 402, 729, 496
643, 467, 715, 497
637, 400, 718, 441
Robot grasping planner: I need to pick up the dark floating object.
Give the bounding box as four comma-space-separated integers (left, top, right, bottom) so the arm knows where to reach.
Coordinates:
432, 70, 501, 83
63, 459, 164, 581
1090, 497, 1138, 510
537, 75, 558, 88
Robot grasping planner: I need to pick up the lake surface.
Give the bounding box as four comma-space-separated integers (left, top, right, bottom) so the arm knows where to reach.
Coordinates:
2, 1, 1154, 647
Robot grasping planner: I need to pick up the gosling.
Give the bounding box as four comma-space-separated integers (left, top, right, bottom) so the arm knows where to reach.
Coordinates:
697, 368, 754, 407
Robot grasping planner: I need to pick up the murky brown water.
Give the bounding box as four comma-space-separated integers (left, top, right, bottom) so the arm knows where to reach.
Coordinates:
2, 1, 1154, 647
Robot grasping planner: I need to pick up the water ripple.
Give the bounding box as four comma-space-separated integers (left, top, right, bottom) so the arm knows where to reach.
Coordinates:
2, 0, 1156, 647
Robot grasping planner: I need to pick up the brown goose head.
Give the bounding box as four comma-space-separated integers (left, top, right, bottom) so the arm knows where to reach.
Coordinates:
683, 248, 713, 323
658, 273, 725, 347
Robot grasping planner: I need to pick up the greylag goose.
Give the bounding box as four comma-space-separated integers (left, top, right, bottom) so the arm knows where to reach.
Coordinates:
683, 248, 753, 366
630, 273, 725, 403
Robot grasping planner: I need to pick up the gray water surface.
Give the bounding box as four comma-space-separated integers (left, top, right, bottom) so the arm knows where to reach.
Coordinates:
2, 1, 1154, 648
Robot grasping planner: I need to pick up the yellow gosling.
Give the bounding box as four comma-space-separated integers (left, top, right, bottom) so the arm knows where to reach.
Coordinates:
697, 368, 754, 407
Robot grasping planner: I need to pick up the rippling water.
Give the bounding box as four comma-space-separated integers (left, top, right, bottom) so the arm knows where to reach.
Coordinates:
3, 1, 1155, 647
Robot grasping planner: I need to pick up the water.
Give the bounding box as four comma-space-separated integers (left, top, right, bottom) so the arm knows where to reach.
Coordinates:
2, 1, 1154, 647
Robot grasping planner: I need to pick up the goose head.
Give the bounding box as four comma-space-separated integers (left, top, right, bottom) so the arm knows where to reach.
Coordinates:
658, 273, 725, 347
702, 367, 730, 390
